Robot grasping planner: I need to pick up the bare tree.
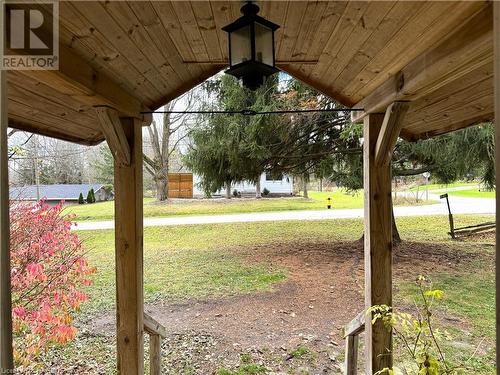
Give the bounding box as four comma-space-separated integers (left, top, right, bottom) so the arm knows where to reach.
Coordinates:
8, 132, 88, 187
143, 91, 197, 201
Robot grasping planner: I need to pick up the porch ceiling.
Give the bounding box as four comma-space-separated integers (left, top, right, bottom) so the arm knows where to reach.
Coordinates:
6, 1, 493, 145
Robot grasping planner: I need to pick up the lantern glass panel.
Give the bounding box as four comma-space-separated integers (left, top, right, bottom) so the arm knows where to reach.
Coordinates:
254, 22, 273, 65
230, 24, 251, 66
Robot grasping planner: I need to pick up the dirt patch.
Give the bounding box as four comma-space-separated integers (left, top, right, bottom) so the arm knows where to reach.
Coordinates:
87, 240, 489, 374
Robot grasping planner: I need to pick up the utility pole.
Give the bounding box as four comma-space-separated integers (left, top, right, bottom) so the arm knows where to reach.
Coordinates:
33, 135, 40, 201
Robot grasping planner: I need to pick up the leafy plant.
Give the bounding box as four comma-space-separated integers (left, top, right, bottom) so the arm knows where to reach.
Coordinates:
371, 276, 475, 375
10, 201, 96, 367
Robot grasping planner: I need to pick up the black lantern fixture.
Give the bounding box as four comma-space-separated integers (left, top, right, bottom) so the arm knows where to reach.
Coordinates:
222, 2, 280, 90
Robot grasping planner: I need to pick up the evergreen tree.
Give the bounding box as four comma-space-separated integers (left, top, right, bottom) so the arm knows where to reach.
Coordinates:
89, 188, 96, 203
186, 74, 494, 239
94, 144, 114, 185
78, 193, 84, 205
184, 75, 280, 198
86, 190, 92, 204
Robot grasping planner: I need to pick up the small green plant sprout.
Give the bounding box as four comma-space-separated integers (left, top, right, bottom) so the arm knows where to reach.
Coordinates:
370, 275, 474, 375
240, 353, 252, 363
288, 345, 311, 359
216, 363, 267, 375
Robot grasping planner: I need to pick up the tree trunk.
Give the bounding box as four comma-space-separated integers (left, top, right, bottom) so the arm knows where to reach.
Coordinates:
155, 159, 169, 201
225, 181, 232, 199
255, 177, 262, 199
392, 207, 401, 244
319, 178, 323, 192
303, 175, 309, 199
155, 175, 168, 201
359, 202, 401, 243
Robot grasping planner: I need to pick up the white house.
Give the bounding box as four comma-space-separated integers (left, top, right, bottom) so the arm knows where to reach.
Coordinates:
193, 173, 293, 197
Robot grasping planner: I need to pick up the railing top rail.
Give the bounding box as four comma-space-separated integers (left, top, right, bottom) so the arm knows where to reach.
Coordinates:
344, 310, 366, 337
144, 312, 167, 338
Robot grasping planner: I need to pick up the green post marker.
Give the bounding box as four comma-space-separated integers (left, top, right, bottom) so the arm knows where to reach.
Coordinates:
327, 197, 332, 209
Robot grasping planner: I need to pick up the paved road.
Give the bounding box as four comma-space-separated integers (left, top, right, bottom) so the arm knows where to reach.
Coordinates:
73, 192, 495, 231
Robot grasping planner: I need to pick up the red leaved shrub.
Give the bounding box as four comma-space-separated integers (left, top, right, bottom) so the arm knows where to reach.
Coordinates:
10, 200, 96, 366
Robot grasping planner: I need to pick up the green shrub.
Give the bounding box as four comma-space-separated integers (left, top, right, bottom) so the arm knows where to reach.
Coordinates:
78, 193, 85, 204
86, 190, 93, 204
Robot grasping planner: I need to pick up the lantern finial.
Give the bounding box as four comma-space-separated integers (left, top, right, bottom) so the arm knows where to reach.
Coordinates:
241, 2, 259, 16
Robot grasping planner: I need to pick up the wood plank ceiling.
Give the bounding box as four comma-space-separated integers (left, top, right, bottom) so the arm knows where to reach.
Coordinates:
6, 1, 493, 144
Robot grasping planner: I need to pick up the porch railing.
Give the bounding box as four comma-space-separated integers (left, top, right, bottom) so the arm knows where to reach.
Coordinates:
344, 311, 365, 375
144, 312, 167, 375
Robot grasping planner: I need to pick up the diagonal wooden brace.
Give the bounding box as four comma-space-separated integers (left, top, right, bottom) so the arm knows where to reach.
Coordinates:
95, 106, 132, 167
374, 101, 410, 166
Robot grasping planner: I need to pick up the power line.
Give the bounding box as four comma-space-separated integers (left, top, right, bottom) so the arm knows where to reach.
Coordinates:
141, 108, 362, 115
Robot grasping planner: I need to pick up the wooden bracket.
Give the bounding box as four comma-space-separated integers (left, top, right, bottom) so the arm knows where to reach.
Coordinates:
374, 102, 410, 166
95, 106, 131, 166
351, 110, 366, 124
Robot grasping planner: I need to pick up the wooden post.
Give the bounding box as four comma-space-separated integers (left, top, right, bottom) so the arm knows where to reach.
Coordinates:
114, 117, 144, 374
345, 335, 359, 375
149, 334, 161, 375
493, 2, 500, 370
0, 70, 13, 371
364, 113, 393, 373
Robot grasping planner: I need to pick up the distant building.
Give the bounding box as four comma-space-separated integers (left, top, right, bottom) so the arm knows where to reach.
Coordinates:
193, 173, 293, 197
165, 149, 294, 198
10, 184, 113, 206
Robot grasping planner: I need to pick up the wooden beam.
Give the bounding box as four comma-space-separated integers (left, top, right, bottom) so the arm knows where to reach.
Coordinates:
493, 1, 500, 370
343, 311, 365, 338
114, 118, 144, 374
11, 43, 150, 120
364, 113, 393, 373
374, 102, 409, 166
352, 4, 492, 123
95, 107, 131, 167
0, 72, 13, 371
143, 312, 167, 338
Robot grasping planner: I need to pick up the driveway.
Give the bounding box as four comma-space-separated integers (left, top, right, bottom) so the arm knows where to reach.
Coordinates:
73, 193, 495, 231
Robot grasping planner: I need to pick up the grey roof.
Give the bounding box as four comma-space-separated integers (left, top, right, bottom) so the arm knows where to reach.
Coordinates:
10, 184, 104, 201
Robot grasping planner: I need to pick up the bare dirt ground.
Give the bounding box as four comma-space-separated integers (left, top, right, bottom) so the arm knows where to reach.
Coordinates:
84, 238, 487, 375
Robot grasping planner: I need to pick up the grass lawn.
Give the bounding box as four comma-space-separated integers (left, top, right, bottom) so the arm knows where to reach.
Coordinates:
66, 189, 434, 222
79, 213, 495, 322
41, 214, 495, 373
435, 188, 495, 198
66, 192, 358, 222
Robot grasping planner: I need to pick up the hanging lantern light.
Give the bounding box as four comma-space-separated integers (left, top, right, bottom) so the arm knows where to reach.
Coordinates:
222, 2, 279, 90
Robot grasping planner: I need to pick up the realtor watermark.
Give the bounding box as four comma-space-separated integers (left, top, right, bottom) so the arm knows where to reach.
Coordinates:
1, 0, 59, 70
